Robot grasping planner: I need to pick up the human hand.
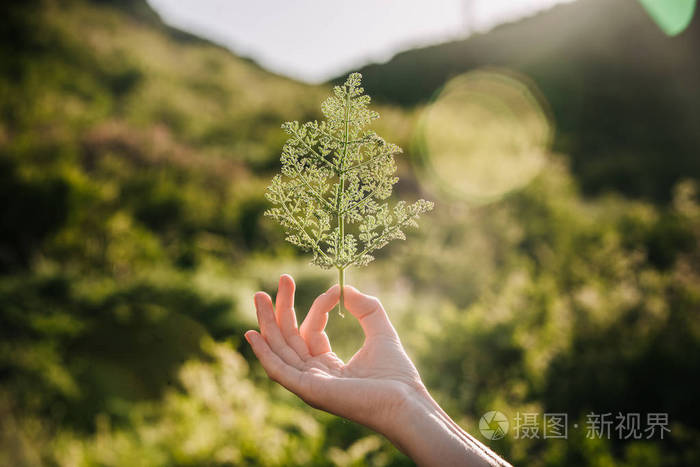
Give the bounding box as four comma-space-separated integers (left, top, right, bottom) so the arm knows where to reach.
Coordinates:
244, 274, 509, 466
244, 274, 425, 436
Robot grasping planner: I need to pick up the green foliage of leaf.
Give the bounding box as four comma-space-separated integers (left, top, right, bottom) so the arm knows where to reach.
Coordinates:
265, 73, 433, 272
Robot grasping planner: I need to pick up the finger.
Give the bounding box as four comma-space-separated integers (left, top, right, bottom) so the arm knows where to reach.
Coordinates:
316, 351, 344, 372
255, 292, 305, 369
245, 330, 304, 394
275, 274, 297, 330
275, 275, 311, 359
300, 285, 339, 356
343, 286, 398, 339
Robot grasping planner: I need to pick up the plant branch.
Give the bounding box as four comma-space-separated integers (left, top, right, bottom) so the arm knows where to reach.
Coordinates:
348, 226, 398, 267
342, 183, 383, 215
319, 128, 368, 145
279, 198, 331, 263
289, 129, 337, 171
289, 165, 335, 212
349, 213, 420, 267
342, 150, 392, 174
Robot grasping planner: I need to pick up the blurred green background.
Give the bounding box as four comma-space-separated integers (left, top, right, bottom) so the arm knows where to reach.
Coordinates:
1, 0, 699, 465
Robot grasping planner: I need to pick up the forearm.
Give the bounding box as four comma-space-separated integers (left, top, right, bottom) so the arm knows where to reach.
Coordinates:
384, 390, 511, 467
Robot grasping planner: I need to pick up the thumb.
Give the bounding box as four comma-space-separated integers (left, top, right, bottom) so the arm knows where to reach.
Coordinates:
343, 285, 398, 339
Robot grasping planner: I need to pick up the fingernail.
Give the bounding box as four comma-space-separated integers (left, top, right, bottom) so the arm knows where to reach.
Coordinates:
244, 331, 254, 344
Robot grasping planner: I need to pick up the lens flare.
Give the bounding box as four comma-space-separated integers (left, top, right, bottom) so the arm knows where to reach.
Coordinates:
416, 69, 553, 203
638, 0, 696, 36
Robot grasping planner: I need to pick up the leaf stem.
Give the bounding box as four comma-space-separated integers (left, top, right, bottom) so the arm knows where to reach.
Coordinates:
338, 266, 345, 317
335, 92, 351, 315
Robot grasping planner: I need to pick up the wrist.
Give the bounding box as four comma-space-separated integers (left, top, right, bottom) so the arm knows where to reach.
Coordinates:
381, 387, 509, 467
381, 386, 438, 456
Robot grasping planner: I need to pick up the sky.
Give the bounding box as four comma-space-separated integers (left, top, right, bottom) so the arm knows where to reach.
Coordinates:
146, 0, 576, 84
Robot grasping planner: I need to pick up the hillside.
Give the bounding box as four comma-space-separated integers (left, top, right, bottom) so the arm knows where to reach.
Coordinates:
1, 0, 328, 430
0, 1, 422, 463
2, 1, 700, 466
343, 0, 700, 201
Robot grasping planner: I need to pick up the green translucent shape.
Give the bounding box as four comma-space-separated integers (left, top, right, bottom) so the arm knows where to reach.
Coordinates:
638, 0, 696, 36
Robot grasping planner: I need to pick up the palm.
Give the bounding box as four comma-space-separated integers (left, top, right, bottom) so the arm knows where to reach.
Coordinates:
245, 275, 424, 431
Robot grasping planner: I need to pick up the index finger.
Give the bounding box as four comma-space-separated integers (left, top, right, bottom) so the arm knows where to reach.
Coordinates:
275, 274, 311, 358
300, 284, 339, 355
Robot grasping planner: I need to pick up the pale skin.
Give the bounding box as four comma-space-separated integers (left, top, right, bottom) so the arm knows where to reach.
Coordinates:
244, 274, 511, 467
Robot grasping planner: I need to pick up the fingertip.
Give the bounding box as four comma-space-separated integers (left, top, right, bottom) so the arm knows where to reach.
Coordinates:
279, 274, 295, 291
342, 286, 383, 317
244, 330, 257, 344
342, 285, 364, 302
254, 291, 271, 306
279, 273, 295, 284
277, 275, 296, 307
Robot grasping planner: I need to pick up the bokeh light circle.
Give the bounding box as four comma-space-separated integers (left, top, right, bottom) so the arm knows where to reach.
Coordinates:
417, 68, 553, 203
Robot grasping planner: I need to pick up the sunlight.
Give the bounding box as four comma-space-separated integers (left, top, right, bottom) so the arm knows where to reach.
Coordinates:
417, 69, 553, 203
